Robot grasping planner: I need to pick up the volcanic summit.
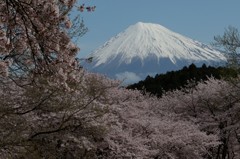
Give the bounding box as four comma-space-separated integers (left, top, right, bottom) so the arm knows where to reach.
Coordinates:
84, 22, 226, 84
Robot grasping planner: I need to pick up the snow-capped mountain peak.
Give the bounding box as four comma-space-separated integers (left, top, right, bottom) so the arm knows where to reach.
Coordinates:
91, 22, 226, 67
85, 22, 226, 84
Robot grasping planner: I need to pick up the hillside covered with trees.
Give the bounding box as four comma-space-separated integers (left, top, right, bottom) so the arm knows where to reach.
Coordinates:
127, 64, 239, 97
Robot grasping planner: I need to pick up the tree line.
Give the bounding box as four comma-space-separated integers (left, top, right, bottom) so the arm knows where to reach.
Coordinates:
127, 63, 239, 97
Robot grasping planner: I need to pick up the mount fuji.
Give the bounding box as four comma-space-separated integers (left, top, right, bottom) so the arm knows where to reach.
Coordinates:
84, 22, 226, 84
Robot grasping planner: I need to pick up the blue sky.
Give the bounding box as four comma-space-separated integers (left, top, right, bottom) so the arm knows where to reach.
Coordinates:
76, 0, 240, 58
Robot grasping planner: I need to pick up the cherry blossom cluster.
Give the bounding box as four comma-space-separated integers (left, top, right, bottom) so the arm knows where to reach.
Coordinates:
160, 77, 240, 158
79, 4, 96, 12
0, 0, 94, 83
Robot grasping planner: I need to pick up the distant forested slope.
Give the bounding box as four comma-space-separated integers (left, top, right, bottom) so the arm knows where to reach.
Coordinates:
127, 64, 238, 97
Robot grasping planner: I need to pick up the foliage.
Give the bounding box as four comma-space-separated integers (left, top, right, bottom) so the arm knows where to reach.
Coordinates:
0, 0, 93, 80
0, 70, 120, 158
0, 0, 106, 158
81, 84, 218, 159
161, 77, 240, 159
127, 63, 238, 97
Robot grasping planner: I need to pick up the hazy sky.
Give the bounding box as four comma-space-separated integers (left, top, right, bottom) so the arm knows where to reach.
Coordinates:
77, 0, 240, 58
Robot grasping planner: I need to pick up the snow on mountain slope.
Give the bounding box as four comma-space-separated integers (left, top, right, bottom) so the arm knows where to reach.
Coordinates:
84, 22, 226, 84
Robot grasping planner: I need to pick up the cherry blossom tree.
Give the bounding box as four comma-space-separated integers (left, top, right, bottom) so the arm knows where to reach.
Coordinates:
161, 78, 240, 159
0, 0, 95, 81
0, 0, 108, 158
0, 70, 122, 158
95, 87, 219, 159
